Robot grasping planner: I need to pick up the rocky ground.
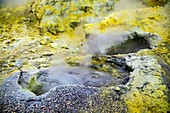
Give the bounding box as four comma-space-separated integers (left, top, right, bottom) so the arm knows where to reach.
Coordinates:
0, 0, 170, 112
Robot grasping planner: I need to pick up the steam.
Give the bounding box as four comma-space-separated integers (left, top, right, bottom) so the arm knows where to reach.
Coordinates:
0, 0, 28, 6
21, 66, 113, 95
42, 66, 112, 86
114, 0, 145, 11
85, 30, 129, 54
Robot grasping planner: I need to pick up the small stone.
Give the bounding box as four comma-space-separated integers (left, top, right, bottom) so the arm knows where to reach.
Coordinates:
40, 36, 53, 45
8, 63, 15, 67
40, 40, 46, 45
3, 39, 11, 44
40, 64, 49, 68
42, 52, 54, 56
115, 87, 120, 91
50, 43, 58, 48
28, 57, 34, 60
2, 64, 8, 68
30, 49, 37, 53
33, 58, 47, 63
61, 44, 69, 49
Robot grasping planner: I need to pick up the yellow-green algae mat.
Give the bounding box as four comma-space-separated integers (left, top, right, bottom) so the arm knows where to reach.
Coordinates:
0, 0, 170, 112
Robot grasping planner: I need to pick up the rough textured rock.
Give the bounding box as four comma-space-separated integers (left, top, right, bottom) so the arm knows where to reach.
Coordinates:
124, 53, 169, 112
89, 53, 170, 112
141, 0, 169, 6
86, 28, 161, 55
0, 71, 127, 113
0, 73, 97, 112
30, 0, 115, 34
90, 54, 132, 85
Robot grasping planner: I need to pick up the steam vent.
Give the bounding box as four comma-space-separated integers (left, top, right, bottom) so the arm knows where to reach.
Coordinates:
0, 0, 170, 113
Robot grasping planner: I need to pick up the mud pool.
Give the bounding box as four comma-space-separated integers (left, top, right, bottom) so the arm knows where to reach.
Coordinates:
18, 65, 130, 95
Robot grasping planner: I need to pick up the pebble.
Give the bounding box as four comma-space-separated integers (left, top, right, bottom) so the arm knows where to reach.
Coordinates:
40, 36, 53, 45
61, 44, 69, 49
42, 52, 54, 56
115, 87, 120, 91
30, 49, 37, 53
